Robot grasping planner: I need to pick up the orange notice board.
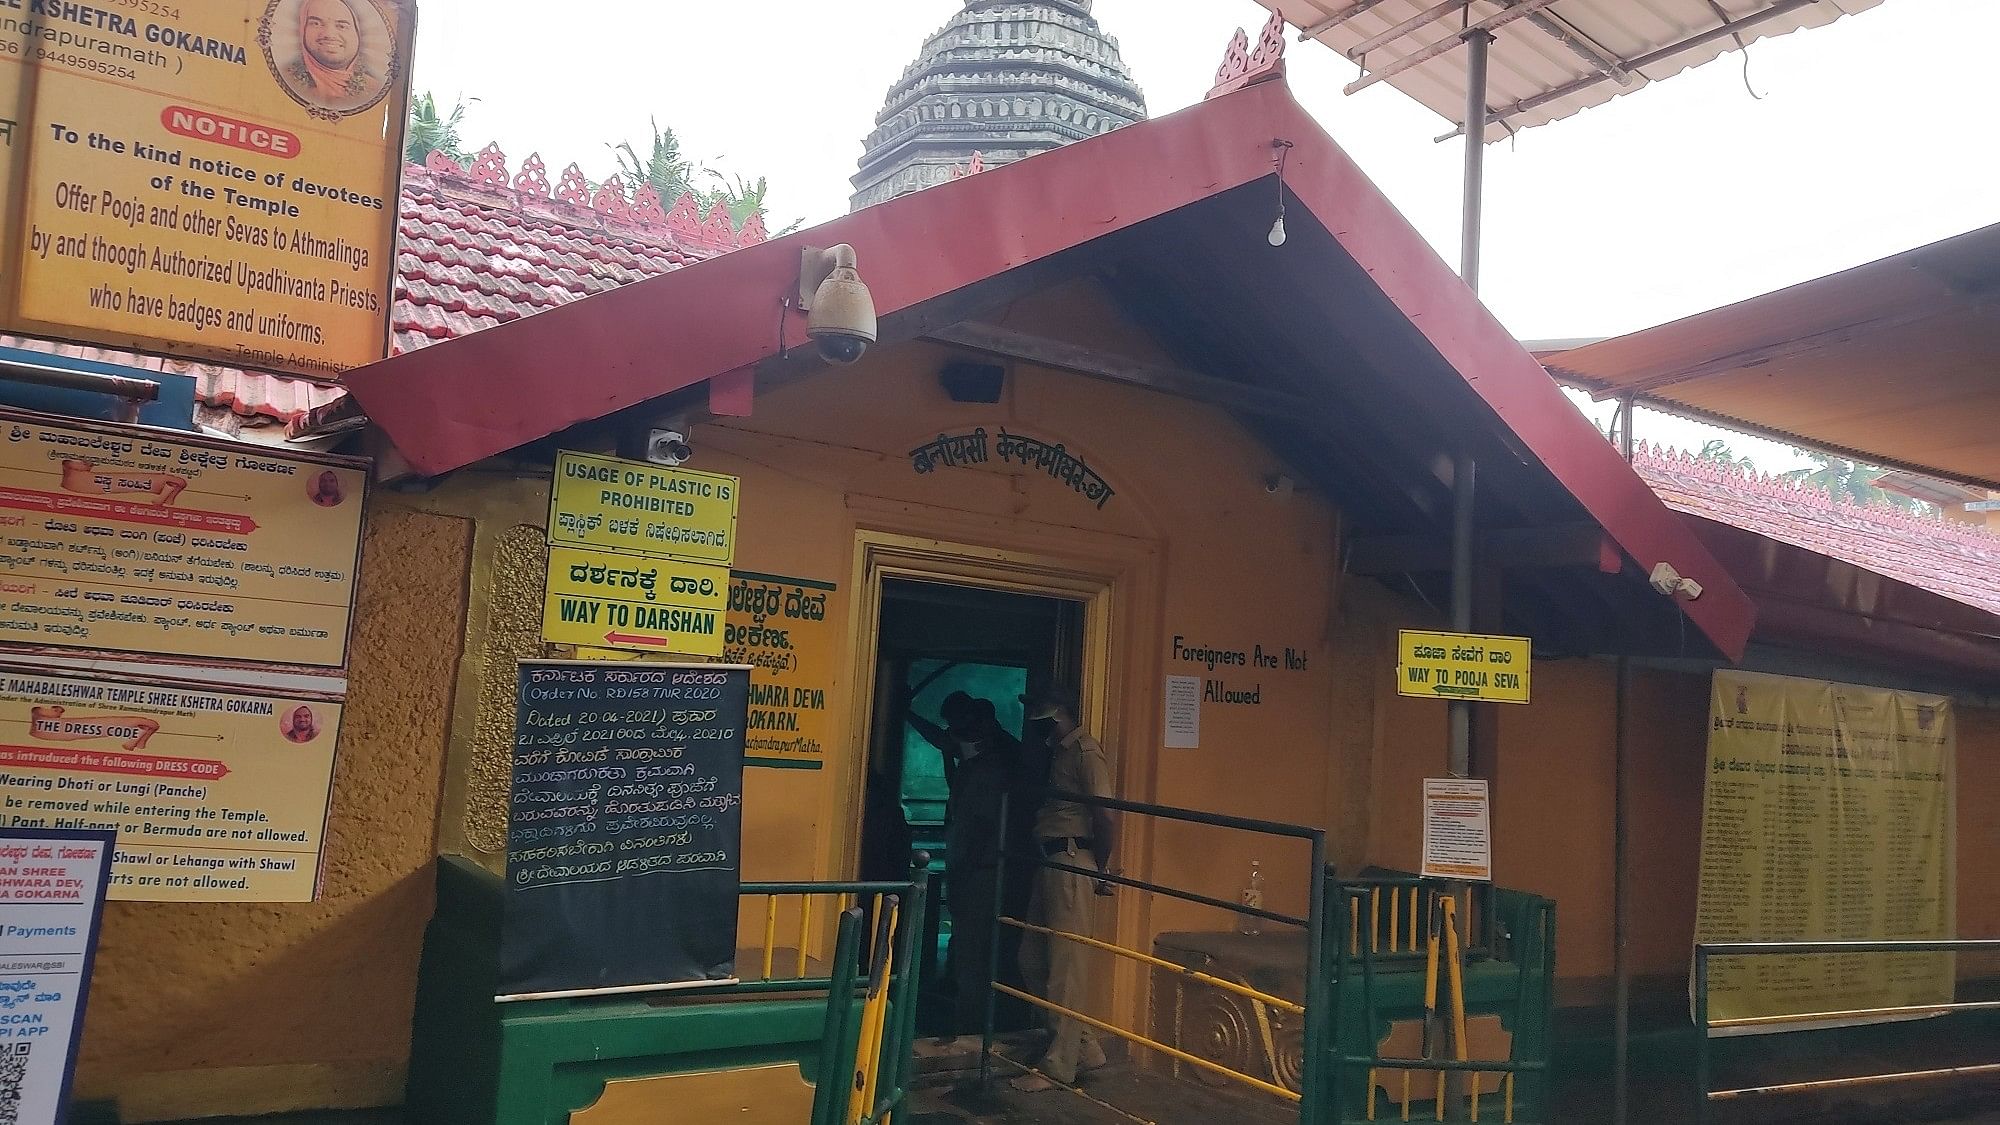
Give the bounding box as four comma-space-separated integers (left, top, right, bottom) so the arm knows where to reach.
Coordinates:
0, 671, 339, 901
0, 409, 366, 667
0, 0, 416, 377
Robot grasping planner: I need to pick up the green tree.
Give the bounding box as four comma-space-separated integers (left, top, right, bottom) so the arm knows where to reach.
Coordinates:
1696, 438, 1755, 474
706, 172, 802, 235
1780, 452, 1922, 512
611, 119, 699, 204
406, 91, 471, 165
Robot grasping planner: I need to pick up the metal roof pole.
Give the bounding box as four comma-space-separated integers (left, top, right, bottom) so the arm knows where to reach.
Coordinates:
1459, 29, 1493, 290
1443, 450, 1477, 1122
1613, 395, 1636, 1125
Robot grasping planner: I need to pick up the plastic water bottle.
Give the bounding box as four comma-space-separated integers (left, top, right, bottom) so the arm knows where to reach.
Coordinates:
1238, 861, 1264, 936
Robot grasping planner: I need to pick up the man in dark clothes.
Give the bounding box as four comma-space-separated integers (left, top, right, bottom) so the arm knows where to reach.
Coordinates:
910, 694, 1028, 1032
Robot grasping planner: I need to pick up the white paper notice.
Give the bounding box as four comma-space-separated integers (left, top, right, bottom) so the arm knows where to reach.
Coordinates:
1164, 676, 1201, 749
0, 828, 113, 1125
1421, 778, 1492, 882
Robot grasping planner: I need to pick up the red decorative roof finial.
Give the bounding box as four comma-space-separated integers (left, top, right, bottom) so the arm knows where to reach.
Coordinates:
554, 163, 591, 207
631, 183, 668, 227
739, 211, 768, 245
466, 143, 509, 188
593, 175, 635, 222
950, 151, 987, 180
665, 192, 704, 241
1208, 10, 1287, 99
425, 149, 466, 177
699, 200, 739, 248
514, 153, 552, 199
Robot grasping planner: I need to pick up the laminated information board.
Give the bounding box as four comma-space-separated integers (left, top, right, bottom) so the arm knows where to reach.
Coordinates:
500, 661, 749, 1000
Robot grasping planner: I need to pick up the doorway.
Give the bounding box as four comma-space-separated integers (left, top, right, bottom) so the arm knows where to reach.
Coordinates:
860, 577, 1085, 1037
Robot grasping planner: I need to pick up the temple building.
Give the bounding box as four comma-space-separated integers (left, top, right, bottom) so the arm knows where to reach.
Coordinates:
851, 0, 1148, 210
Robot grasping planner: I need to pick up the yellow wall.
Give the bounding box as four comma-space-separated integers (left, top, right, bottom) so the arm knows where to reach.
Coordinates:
73, 505, 469, 1121
1491, 661, 1998, 1002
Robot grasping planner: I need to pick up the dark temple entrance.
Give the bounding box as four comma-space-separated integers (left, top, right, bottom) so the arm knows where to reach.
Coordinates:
860, 577, 1085, 1038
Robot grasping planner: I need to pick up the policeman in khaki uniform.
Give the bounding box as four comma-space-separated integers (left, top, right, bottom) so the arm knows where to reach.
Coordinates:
1013, 690, 1118, 1092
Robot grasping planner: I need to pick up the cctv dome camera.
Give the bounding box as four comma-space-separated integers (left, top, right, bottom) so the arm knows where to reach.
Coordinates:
801, 244, 877, 366
812, 331, 871, 366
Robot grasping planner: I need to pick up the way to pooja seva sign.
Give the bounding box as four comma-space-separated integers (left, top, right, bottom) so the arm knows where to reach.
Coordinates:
1396, 630, 1531, 705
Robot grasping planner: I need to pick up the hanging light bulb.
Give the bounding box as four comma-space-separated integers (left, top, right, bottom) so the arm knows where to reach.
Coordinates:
1267, 137, 1294, 249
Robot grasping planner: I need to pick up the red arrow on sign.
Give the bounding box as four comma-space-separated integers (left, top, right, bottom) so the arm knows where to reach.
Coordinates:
604, 630, 674, 648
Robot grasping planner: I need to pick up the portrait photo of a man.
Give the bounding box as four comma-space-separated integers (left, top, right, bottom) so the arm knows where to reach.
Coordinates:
262, 0, 399, 118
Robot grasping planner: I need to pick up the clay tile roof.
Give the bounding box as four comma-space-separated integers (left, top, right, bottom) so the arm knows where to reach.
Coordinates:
5, 143, 763, 435
1633, 441, 2000, 619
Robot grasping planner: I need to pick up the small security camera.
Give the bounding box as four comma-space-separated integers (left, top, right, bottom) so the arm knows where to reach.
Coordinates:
800, 244, 877, 366
647, 429, 692, 467
1649, 561, 1702, 600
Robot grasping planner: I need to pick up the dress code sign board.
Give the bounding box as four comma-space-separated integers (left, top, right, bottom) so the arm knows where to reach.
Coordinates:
500, 661, 749, 1001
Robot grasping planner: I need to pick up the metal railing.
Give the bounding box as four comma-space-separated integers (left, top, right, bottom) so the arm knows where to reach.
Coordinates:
732, 857, 932, 1125
1693, 938, 2000, 1125
982, 790, 1331, 1121
1330, 875, 1555, 1124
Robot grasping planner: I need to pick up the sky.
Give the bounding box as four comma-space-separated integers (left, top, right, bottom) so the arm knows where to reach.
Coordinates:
408, 0, 2000, 472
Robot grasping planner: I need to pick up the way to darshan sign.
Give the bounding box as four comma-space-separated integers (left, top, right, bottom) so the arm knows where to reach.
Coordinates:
0, 410, 365, 668
1695, 670, 1955, 1027
0, 0, 415, 377
0, 672, 340, 902
541, 545, 726, 658
1396, 629, 1531, 705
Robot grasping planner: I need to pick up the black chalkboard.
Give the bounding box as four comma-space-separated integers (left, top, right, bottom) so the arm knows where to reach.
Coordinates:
500, 660, 750, 999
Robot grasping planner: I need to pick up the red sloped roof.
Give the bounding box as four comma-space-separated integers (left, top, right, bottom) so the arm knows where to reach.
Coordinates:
5, 146, 753, 432
344, 77, 1758, 661
1635, 442, 2000, 619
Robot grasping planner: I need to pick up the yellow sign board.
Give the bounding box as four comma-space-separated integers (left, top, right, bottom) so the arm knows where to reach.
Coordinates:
0, 410, 365, 667
0, 0, 415, 377
542, 546, 727, 656
725, 571, 835, 770
1696, 670, 1954, 1025
1396, 630, 1531, 705
0, 671, 340, 902
550, 452, 739, 567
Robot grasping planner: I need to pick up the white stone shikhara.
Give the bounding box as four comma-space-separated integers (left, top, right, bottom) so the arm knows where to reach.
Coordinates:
850, 0, 1148, 211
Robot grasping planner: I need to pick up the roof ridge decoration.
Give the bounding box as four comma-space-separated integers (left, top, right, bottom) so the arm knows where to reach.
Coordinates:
410, 143, 768, 250
1209, 10, 1288, 100
1634, 439, 2000, 545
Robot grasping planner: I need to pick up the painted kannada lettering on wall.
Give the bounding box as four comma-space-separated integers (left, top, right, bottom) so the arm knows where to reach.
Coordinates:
1695, 670, 1955, 1023
0, 0, 415, 376
909, 427, 1116, 509
0, 672, 340, 902
723, 571, 835, 770
0, 409, 366, 668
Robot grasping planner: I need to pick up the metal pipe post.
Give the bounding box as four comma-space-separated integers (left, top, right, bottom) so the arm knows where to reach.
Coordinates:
1613, 396, 1635, 1125
1444, 452, 1475, 1121
1459, 29, 1493, 291
1301, 838, 1329, 1124
1694, 949, 1711, 1125
1448, 454, 1476, 774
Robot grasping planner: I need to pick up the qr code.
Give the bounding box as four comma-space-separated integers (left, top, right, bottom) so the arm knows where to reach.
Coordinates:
0, 1041, 30, 1125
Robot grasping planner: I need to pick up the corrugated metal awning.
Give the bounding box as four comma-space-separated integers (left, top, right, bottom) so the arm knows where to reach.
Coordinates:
1545, 222, 2000, 490
1253, 0, 1881, 140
